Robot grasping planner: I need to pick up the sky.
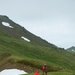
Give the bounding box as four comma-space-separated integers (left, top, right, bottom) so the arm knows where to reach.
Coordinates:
0, 0, 75, 49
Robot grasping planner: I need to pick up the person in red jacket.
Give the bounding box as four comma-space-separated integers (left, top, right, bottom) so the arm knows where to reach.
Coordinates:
42, 64, 48, 75
34, 71, 39, 75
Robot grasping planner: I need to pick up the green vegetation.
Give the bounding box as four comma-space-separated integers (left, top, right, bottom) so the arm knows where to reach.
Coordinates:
0, 15, 75, 74
0, 32, 75, 72
22, 72, 75, 75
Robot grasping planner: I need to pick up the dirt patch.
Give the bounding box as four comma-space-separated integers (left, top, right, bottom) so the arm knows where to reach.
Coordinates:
0, 60, 41, 73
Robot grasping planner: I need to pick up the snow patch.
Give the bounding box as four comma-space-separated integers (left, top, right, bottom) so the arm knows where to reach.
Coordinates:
21, 36, 30, 42
2, 22, 13, 28
0, 69, 27, 75
72, 49, 75, 52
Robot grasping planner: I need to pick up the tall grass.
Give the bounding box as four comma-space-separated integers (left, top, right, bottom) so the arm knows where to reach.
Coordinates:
0, 34, 75, 72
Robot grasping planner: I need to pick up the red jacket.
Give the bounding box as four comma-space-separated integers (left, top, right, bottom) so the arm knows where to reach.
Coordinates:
34, 72, 39, 75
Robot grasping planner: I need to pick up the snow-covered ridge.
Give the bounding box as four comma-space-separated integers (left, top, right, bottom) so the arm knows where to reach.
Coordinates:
2, 22, 13, 28
21, 36, 30, 42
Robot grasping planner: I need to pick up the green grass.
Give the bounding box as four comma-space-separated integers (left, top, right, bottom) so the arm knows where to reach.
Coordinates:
0, 15, 75, 75
0, 34, 75, 72
49, 72, 75, 75
22, 72, 75, 75
0, 24, 75, 73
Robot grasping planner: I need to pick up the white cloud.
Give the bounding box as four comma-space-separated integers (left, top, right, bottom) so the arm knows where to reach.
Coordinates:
19, 19, 75, 49
0, 0, 75, 48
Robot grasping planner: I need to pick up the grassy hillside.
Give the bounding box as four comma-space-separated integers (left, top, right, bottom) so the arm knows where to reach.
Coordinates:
0, 15, 56, 48
0, 32, 75, 72
0, 15, 75, 73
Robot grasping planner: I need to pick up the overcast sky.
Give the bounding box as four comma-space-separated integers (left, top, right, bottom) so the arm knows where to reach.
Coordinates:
0, 0, 75, 49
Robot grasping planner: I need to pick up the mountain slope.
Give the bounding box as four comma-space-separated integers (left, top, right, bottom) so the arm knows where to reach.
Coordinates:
66, 46, 75, 52
0, 15, 57, 48
0, 15, 75, 72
